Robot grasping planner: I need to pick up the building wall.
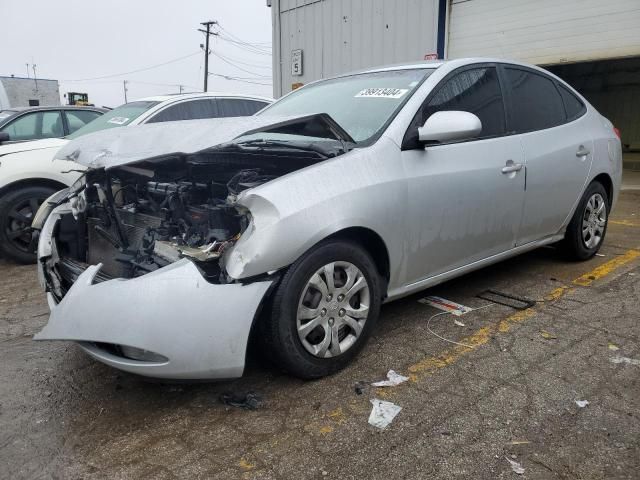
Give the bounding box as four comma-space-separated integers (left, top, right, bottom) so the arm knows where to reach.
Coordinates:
272, 0, 440, 97
0, 77, 61, 109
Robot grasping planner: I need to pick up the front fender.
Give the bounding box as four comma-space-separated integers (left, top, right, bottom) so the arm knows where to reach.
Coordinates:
0, 147, 83, 191
222, 143, 408, 285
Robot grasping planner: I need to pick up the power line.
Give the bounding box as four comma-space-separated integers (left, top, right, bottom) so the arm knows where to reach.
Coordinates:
217, 24, 272, 47
209, 73, 272, 86
213, 50, 271, 70
211, 51, 271, 78
58, 79, 200, 90
216, 34, 272, 56
61, 51, 202, 82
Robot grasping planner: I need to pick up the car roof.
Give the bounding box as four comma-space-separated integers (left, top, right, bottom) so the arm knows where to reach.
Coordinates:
134, 92, 273, 104
2, 105, 107, 113
355, 57, 559, 75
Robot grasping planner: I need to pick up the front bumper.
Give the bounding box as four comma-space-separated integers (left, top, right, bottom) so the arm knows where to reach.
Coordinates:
34, 204, 273, 380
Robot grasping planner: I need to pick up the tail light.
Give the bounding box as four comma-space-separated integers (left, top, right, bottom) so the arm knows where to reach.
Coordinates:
613, 127, 621, 139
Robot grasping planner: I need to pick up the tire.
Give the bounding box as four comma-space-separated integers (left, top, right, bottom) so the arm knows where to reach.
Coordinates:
562, 181, 609, 261
263, 240, 382, 379
0, 186, 57, 264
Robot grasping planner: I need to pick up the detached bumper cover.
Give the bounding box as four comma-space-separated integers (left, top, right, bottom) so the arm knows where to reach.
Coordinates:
35, 255, 272, 379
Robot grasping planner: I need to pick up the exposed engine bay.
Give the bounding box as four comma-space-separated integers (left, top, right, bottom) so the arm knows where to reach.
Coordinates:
44, 143, 342, 300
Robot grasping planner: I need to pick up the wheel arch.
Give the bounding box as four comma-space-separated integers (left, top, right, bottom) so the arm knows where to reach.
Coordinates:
0, 178, 67, 198
590, 172, 613, 207
246, 225, 391, 348
322, 226, 391, 290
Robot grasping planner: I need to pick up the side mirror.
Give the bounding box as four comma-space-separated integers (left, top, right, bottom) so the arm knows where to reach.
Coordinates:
0, 132, 9, 144
418, 111, 482, 144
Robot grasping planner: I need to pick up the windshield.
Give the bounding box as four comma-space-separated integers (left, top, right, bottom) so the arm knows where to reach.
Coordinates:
66, 100, 159, 139
259, 69, 433, 143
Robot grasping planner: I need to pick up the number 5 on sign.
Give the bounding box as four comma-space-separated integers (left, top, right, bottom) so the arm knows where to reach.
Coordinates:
291, 49, 303, 76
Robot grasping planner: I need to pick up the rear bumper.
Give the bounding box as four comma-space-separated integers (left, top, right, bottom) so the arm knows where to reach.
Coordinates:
34, 204, 273, 380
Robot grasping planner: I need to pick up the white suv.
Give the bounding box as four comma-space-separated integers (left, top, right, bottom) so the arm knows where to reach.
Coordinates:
0, 92, 271, 263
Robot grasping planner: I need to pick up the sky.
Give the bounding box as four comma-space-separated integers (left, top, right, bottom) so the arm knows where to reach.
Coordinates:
0, 0, 273, 107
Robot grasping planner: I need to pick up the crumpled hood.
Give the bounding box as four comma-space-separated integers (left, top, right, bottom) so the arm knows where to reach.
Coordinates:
54, 115, 307, 169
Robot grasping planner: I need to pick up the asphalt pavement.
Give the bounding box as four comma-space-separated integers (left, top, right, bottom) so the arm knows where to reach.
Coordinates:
1, 190, 639, 480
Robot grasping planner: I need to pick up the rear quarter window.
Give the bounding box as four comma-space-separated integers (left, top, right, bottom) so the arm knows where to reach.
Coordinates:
558, 84, 586, 121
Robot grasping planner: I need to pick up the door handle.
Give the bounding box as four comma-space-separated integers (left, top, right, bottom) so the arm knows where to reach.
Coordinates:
576, 146, 590, 157
501, 160, 523, 174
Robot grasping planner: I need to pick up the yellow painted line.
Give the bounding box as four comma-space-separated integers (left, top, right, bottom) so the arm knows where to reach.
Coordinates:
573, 249, 640, 286
408, 308, 535, 378
610, 219, 640, 227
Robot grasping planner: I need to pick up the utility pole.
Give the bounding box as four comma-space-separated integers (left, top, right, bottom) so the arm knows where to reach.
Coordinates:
199, 20, 217, 92
123, 80, 128, 103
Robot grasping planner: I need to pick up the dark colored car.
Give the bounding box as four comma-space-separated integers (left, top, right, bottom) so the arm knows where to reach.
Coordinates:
0, 106, 106, 143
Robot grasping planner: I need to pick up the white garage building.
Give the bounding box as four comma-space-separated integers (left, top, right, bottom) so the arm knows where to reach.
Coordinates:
269, 0, 640, 156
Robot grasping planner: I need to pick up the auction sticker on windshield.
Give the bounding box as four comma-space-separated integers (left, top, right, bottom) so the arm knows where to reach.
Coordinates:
355, 88, 408, 99
107, 117, 130, 125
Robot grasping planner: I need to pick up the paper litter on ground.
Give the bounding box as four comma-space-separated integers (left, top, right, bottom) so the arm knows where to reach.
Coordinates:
505, 457, 525, 475
368, 399, 402, 429
371, 370, 409, 387
610, 356, 640, 366
575, 400, 589, 408
454, 319, 466, 327
608, 343, 620, 351
418, 296, 473, 316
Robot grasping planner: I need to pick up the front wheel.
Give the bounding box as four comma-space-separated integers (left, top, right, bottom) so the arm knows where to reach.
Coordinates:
263, 240, 382, 379
562, 181, 609, 260
0, 186, 57, 264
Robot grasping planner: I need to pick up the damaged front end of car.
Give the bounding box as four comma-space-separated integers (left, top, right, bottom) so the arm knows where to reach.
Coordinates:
32, 114, 354, 379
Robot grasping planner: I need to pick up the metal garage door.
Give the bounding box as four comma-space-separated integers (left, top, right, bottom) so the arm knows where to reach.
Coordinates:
447, 0, 640, 65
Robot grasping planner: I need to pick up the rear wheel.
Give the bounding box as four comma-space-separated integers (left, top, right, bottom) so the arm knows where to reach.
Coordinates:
562, 181, 609, 260
0, 186, 56, 264
263, 240, 382, 379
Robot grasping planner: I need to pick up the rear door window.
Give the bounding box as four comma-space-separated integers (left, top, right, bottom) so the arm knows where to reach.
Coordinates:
41, 111, 64, 138
64, 110, 102, 134
147, 99, 219, 123
216, 99, 269, 117
504, 68, 566, 133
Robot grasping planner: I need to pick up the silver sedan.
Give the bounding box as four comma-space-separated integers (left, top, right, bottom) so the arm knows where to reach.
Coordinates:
33, 58, 621, 379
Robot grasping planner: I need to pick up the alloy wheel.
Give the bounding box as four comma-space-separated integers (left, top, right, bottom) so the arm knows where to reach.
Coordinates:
581, 193, 606, 249
5, 196, 45, 253
296, 261, 370, 358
